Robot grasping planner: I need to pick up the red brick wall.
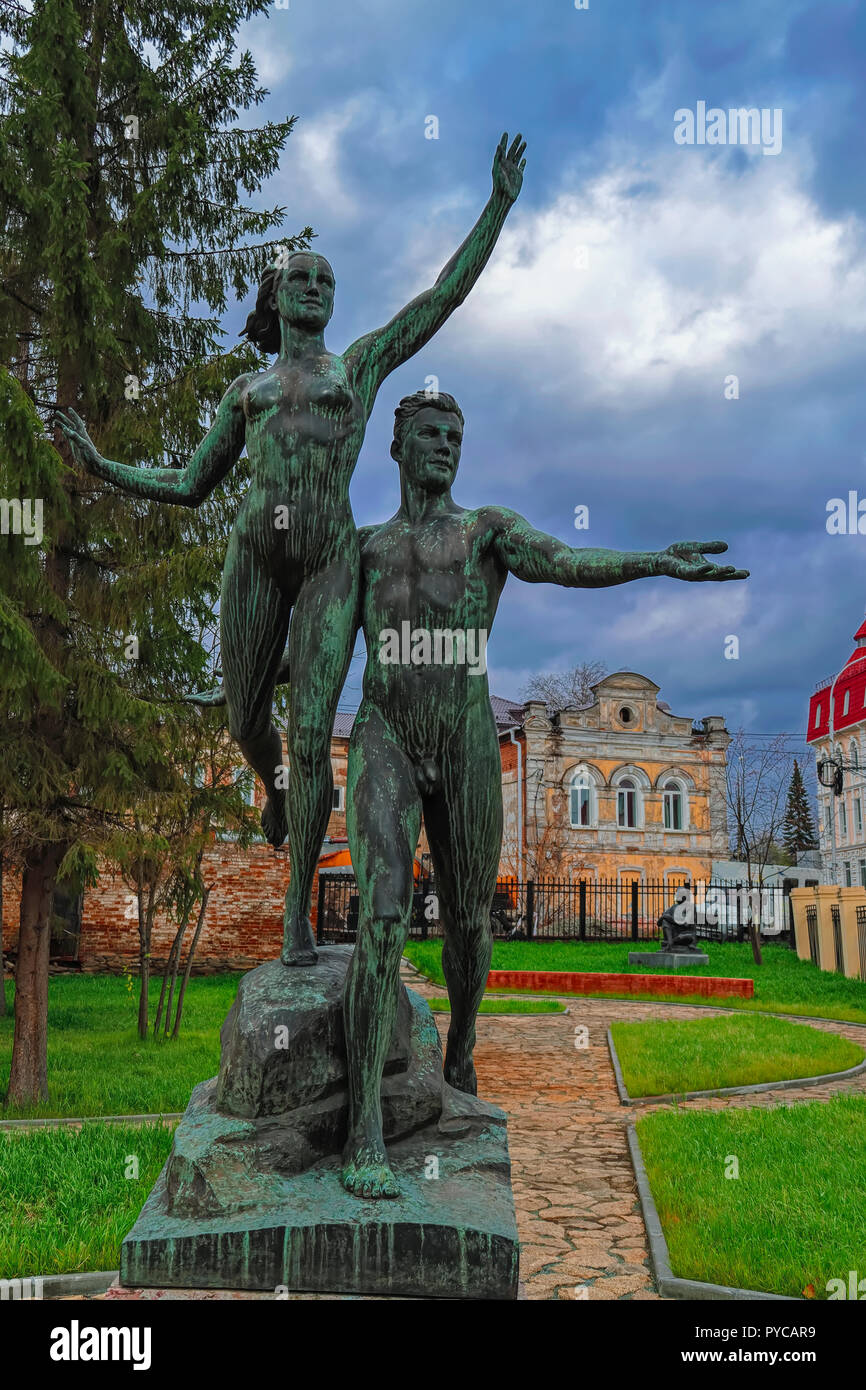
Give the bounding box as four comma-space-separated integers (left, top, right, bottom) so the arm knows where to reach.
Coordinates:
0, 732, 353, 974
499, 735, 520, 773
1, 844, 293, 973
1, 866, 19, 943
80, 843, 289, 970
486, 969, 754, 1000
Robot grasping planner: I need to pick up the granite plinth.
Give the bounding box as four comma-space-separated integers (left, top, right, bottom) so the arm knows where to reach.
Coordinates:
628, 951, 710, 969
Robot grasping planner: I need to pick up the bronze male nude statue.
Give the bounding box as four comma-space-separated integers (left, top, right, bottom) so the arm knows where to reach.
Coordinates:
340, 390, 748, 1197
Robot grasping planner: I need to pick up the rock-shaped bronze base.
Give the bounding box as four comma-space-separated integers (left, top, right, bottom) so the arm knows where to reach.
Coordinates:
121, 947, 519, 1298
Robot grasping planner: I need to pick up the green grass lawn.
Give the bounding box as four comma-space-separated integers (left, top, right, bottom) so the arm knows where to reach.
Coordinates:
0, 1122, 174, 1279
612, 1014, 864, 1097
0, 973, 238, 1119
403, 939, 866, 1025
427, 995, 565, 1014
636, 1096, 866, 1298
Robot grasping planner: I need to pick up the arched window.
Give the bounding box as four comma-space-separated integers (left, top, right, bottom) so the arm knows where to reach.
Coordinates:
569, 768, 596, 828
850, 740, 859, 771
663, 780, 684, 831
617, 777, 638, 828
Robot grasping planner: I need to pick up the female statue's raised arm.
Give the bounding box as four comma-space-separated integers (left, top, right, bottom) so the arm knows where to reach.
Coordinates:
54, 373, 250, 507
346, 133, 526, 409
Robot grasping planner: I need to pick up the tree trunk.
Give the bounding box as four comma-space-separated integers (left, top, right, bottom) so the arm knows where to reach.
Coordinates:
136, 877, 157, 1042
153, 918, 187, 1039
162, 916, 189, 1039
6, 844, 63, 1107
152, 933, 173, 1038
171, 887, 211, 1039
748, 920, 763, 967
8, 361, 79, 1102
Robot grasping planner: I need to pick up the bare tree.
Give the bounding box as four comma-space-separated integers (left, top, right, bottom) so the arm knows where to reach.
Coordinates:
497, 749, 595, 936
724, 731, 794, 965
522, 660, 607, 712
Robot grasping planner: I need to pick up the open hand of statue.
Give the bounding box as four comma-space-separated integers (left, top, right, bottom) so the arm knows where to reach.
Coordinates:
492, 132, 527, 203
658, 540, 749, 582
53, 408, 103, 472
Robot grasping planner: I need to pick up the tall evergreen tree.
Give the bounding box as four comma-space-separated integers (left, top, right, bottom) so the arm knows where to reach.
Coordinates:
782, 759, 818, 860
0, 0, 307, 1103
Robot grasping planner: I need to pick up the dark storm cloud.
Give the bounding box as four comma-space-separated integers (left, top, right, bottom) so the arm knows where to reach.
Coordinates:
230, 0, 865, 734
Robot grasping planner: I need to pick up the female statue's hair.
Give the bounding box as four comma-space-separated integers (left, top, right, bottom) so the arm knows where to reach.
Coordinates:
391, 390, 464, 461
240, 252, 334, 354
240, 265, 283, 354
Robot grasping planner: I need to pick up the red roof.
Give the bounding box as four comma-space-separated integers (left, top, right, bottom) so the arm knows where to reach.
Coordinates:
807, 618, 866, 742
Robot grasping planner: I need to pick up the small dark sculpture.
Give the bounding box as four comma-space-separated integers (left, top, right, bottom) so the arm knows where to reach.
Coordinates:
340, 390, 748, 1198
659, 901, 702, 954
54, 133, 527, 968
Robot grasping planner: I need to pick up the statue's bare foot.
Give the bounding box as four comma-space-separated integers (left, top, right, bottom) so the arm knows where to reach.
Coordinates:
444, 1049, 477, 1096
261, 792, 288, 849
341, 1135, 400, 1199
280, 916, 317, 967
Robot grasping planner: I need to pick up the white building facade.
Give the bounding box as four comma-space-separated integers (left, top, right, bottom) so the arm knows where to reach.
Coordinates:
807, 617, 866, 887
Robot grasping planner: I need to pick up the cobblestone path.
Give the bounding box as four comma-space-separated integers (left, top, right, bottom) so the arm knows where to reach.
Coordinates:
402, 963, 866, 1301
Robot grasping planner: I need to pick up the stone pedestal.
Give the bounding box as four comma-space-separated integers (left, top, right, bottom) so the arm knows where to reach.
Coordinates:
121, 946, 519, 1299
628, 950, 709, 969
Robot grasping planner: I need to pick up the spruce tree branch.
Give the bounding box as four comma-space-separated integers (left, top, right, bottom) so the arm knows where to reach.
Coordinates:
1, 280, 45, 316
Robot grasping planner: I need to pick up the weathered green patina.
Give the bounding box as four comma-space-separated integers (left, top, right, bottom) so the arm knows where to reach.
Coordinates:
55, 133, 527, 967
340, 391, 748, 1198
120, 945, 519, 1298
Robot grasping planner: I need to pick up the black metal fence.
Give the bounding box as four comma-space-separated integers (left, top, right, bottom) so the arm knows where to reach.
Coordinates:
856, 905, 866, 980
315, 873, 797, 945
832, 905, 845, 973
806, 903, 819, 966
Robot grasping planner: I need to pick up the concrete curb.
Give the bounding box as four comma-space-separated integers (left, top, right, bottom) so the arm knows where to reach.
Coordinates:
607, 1027, 866, 1106
399, 958, 430, 980
15, 1270, 120, 1299
429, 1004, 568, 1018
595, 998, 866, 1031
0, 1113, 182, 1132
625, 1125, 798, 1301
479, 985, 866, 1032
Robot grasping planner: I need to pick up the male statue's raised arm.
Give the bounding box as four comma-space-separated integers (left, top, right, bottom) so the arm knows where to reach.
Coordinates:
491, 509, 749, 588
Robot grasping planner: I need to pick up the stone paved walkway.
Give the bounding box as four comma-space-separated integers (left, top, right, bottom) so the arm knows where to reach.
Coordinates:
402, 962, 866, 1301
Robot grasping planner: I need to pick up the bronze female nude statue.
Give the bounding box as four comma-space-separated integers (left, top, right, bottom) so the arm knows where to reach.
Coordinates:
55, 133, 527, 965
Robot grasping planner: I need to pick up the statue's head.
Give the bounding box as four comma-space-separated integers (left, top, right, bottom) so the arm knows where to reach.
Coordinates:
241, 252, 335, 350
391, 391, 464, 493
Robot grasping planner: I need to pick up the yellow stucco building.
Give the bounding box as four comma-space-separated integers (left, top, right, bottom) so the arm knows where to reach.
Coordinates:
496, 672, 730, 890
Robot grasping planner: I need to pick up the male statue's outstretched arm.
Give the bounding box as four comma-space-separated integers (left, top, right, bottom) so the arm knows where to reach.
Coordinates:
491, 509, 749, 586
347, 133, 526, 404
52, 374, 249, 507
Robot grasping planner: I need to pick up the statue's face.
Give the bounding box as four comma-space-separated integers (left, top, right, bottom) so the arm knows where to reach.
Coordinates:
400, 407, 463, 492
273, 254, 335, 330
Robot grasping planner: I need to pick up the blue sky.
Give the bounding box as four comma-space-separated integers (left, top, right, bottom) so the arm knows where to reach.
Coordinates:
224, 0, 865, 741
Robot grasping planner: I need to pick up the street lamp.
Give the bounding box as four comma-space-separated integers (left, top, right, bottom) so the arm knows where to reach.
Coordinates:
817, 754, 843, 796
822, 664, 846, 886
